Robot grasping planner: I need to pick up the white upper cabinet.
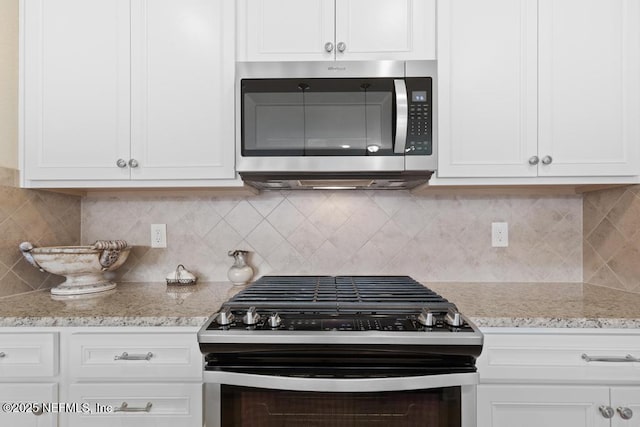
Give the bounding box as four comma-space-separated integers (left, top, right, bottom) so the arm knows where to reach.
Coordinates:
22, 0, 131, 181
130, 0, 235, 180
437, 0, 640, 179
437, 0, 538, 178
237, 0, 435, 61
537, 0, 640, 177
21, 0, 236, 186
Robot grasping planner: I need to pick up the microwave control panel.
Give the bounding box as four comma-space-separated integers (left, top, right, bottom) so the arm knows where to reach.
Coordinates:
405, 77, 432, 155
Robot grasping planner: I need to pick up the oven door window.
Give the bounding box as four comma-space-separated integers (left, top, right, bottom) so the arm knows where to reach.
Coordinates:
221, 385, 460, 427
242, 79, 395, 156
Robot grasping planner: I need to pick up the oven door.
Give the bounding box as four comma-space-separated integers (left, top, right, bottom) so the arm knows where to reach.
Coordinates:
204, 371, 477, 427
237, 62, 408, 173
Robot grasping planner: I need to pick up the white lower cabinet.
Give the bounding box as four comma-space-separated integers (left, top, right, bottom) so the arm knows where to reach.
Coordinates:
478, 385, 611, 427
63, 328, 203, 427
477, 329, 640, 427
0, 332, 59, 426
0, 383, 58, 427
67, 383, 202, 427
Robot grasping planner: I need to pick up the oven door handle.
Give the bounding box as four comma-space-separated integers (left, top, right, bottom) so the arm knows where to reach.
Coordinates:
393, 79, 408, 154
204, 371, 478, 393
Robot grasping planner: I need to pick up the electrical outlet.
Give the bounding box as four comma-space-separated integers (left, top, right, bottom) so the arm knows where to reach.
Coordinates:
151, 224, 167, 248
491, 222, 508, 247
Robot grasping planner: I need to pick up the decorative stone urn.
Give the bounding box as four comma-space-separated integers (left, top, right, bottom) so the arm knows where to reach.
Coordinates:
19, 240, 130, 296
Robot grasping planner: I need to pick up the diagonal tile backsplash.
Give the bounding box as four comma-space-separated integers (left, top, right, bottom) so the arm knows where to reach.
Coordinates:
583, 185, 640, 293
83, 191, 582, 283
0, 167, 81, 297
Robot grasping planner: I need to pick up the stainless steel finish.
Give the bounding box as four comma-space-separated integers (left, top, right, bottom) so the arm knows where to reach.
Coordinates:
393, 79, 408, 154
337, 41, 346, 52
242, 306, 261, 326
204, 371, 478, 393
238, 156, 405, 173
216, 307, 235, 326
32, 404, 43, 416
324, 42, 334, 52
528, 155, 540, 165
542, 155, 553, 165
600, 406, 615, 419
128, 158, 139, 168
237, 61, 405, 79
268, 313, 282, 328
445, 308, 463, 327
204, 382, 477, 427
116, 158, 127, 168
0, 352, 5, 358
236, 61, 438, 184
405, 60, 438, 172
114, 351, 153, 361
199, 321, 482, 347
582, 353, 640, 363
618, 407, 634, 420
417, 308, 435, 327
114, 402, 153, 413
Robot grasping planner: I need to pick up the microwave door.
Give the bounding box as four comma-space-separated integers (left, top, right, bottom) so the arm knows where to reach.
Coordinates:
393, 79, 408, 154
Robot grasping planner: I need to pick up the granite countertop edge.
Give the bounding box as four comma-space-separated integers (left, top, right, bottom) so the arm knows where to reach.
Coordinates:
0, 281, 639, 329
1, 316, 639, 329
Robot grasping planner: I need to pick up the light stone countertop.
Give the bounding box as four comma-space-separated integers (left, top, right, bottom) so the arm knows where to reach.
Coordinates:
0, 281, 638, 328
428, 282, 640, 329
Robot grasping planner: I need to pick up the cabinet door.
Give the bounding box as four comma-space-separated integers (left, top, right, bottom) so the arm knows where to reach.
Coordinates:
436, 0, 538, 178
0, 383, 57, 427
238, 0, 335, 61
538, 0, 640, 177
611, 387, 640, 427
478, 385, 610, 427
334, 0, 435, 60
130, 0, 235, 180
22, 0, 131, 181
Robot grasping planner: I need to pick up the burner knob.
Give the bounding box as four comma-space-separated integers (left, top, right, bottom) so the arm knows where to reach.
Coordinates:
243, 306, 261, 325
268, 313, 282, 328
216, 307, 234, 326
417, 308, 437, 327
445, 308, 463, 327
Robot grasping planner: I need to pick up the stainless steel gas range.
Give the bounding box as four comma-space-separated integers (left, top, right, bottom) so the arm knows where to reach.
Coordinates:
198, 275, 483, 427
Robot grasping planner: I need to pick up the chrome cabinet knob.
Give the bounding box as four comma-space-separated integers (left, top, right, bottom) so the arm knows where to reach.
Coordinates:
324, 42, 334, 52
528, 156, 539, 165
128, 159, 139, 168
116, 159, 127, 168
337, 42, 346, 52
599, 406, 615, 419
618, 407, 633, 420
541, 155, 553, 165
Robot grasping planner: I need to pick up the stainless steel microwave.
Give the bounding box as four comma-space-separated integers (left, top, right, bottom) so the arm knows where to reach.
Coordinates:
236, 61, 437, 190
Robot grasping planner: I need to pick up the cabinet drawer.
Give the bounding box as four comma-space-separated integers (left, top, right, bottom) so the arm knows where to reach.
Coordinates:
0, 333, 58, 378
69, 332, 201, 381
478, 331, 640, 384
67, 383, 202, 427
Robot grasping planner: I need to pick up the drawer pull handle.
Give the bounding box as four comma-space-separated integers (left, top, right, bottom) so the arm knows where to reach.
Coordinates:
582, 353, 639, 363
114, 352, 153, 361
114, 402, 152, 413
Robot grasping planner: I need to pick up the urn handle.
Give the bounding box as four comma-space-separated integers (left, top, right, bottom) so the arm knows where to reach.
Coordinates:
19, 242, 44, 272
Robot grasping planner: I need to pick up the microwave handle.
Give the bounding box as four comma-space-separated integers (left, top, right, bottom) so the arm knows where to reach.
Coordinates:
393, 79, 408, 154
